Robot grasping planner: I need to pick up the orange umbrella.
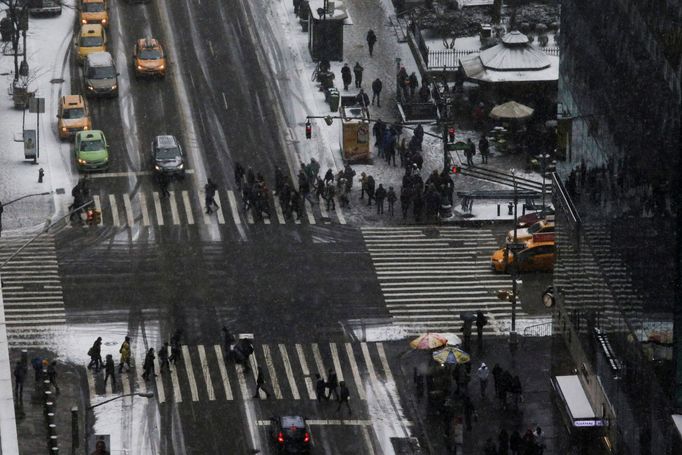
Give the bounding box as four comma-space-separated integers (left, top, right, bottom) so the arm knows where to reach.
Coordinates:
409, 333, 449, 350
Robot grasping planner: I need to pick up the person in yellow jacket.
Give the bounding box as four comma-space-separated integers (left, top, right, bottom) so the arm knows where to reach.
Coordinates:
118, 336, 131, 373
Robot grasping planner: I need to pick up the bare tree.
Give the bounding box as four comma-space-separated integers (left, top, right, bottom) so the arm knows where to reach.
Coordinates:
0, 0, 28, 82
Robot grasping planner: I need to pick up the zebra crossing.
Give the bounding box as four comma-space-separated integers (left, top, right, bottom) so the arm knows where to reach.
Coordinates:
87, 341, 398, 406
362, 226, 535, 335
0, 234, 67, 348
64, 189, 347, 228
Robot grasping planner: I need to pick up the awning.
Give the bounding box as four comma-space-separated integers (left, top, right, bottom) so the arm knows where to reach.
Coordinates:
672, 414, 682, 438
553, 375, 607, 427
460, 53, 559, 83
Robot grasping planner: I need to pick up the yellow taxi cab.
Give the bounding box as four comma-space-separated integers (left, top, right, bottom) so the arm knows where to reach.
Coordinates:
77, 24, 107, 63
57, 95, 92, 139
80, 0, 108, 27
506, 218, 555, 244
132, 37, 166, 78
491, 238, 555, 273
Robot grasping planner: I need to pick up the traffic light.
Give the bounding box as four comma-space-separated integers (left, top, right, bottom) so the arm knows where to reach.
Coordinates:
305, 119, 312, 139
451, 165, 462, 174
448, 127, 455, 142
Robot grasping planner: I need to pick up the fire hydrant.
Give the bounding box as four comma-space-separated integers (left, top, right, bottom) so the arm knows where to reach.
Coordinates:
38, 168, 44, 183
507, 202, 514, 215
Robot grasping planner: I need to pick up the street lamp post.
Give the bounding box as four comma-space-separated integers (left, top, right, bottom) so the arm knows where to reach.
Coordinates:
508, 169, 520, 350
537, 153, 551, 209
83, 392, 154, 453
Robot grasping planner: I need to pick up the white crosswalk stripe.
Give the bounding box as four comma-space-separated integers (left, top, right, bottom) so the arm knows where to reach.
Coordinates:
362, 226, 538, 335
84, 342, 404, 405
0, 235, 67, 348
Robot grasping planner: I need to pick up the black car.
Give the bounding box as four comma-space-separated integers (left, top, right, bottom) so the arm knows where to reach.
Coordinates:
151, 135, 185, 178
270, 415, 311, 454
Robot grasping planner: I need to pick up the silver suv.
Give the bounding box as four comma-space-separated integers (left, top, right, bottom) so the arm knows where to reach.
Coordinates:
151, 135, 185, 178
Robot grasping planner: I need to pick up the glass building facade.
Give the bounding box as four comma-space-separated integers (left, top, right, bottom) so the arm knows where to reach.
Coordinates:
553, 0, 681, 453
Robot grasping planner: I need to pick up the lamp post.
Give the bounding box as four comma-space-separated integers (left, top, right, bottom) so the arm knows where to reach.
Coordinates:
84, 392, 154, 452
537, 153, 551, 209
508, 169, 521, 350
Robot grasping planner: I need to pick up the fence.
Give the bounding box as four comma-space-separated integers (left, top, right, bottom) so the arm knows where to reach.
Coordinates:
427, 49, 478, 69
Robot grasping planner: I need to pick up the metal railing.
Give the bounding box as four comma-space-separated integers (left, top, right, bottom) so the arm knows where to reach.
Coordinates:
523, 321, 553, 337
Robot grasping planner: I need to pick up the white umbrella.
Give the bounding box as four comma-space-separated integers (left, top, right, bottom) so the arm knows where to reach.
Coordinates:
490, 101, 535, 120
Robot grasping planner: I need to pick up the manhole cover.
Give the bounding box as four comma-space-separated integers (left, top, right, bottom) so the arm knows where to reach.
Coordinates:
50, 78, 64, 84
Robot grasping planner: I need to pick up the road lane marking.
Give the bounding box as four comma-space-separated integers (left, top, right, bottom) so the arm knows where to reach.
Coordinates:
345, 343, 365, 400
152, 356, 166, 404
213, 345, 233, 400
222, 92, 228, 110
152, 192, 164, 226
138, 193, 150, 226
360, 342, 378, 384
181, 191, 194, 225
87, 370, 96, 402
87, 169, 195, 178
168, 191, 180, 225
197, 345, 215, 401
246, 206, 255, 224
304, 200, 316, 224
226, 191, 242, 225
361, 426, 374, 453
136, 362, 147, 395
278, 343, 300, 400
213, 193, 226, 224
273, 197, 286, 224
263, 210, 271, 224
329, 342, 345, 384
123, 193, 135, 227
255, 419, 414, 426
208, 40, 214, 56
235, 363, 250, 401
182, 345, 199, 401
121, 373, 131, 396
169, 356, 183, 403
295, 344, 316, 399
93, 195, 103, 226
334, 198, 346, 224
108, 194, 120, 227
105, 373, 113, 394
319, 201, 330, 224
262, 344, 283, 399
311, 343, 326, 379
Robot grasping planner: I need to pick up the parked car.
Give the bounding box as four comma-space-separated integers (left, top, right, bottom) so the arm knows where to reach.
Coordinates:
269, 415, 311, 454
74, 130, 109, 171
26, 0, 62, 16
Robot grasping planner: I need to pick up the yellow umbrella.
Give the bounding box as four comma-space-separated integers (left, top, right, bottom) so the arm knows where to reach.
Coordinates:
409, 333, 449, 350
432, 346, 471, 364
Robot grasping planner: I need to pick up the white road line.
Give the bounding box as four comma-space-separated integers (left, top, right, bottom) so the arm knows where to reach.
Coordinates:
105, 375, 112, 395
121, 374, 131, 396
246, 207, 255, 224
273, 197, 286, 224
376, 343, 395, 385
136, 363, 147, 395
181, 191, 194, 225
235, 363, 250, 401
263, 211, 271, 224
319, 201, 330, 221
197, 345, 215, 401
333, 198, 346, 224
213, 345, 233, 400
109, 194, 120, 227
169, 191, 180, 225
139, 193, 150, 226
123, 193, 135, 227
221, 92, 228, 110
87, 370, 96, 402
311, 343, 326, 378
152, 192, 165, 225
278, 343, 300, 400
295, 344, 315, 400
182, 345, 200, 401
208, 40, 214, 56
93, 195, 103, 226
361, 426, 375, 453
226, 191, 242, 225
304, 200, 316, 224
169, 357, 183, 403
345, 343, 365, 400
214, 193, 226, 224
152, 357, 166, 404
329, 343, 344, 383
261, 344, 283, 399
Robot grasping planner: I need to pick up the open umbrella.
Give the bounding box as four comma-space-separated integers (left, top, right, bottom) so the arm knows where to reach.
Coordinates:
410, 333, 448, 350
432, 346, 471, 365
490, 101, 534, 120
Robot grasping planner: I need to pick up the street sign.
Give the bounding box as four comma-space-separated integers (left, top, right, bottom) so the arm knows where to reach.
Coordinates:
29, 97, 45, 114
23, 129, 36, 160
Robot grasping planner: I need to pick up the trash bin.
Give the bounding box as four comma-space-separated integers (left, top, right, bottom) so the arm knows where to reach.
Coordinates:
327, 88, 340, 112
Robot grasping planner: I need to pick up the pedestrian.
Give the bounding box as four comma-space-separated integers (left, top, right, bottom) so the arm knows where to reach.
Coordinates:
375, 184, 386, 214
463, 394, 476, 431
522, 430, 536, 453
315, 175, 325, 201
353, 62, 363, 88
408, 72, 418, 97
315, 373, 326, 402
88, 337, 103, 371
274, 166, 285, 195
492, 363, 503, 395
338, 178, 349, 208
118, 336, 131, 373
373, 119, 386, 157
324, 168, 334, 185
325, 368, 339, 400
0, 200, 3, 237
341, 63, 352, 90
498, 428, 510, 455
484, 437, 497, 455
169, 329, 182, 364
343, 164, 356, 190
500, 370, 514, 410
511, 375, 523, 410
356, 89, 369, 107
293, 0, 301, 16
366, 29, 377, 56
400, 187, 410, 219
476, 362, 489, 398
461, 319, 473, 352
476, 310, 488, 347
533, 426, 545, 455
509, 430, 522, 455
159, 342, 171, 372
371, 78, 382, 106
387, 187, 397, 216
31, 357, 43, 382
413, 192, 423, 222
418, 84, 430, 102
205, 178, 219, 214
291, 190, 303, 220
366, 175, 376, 206
479, 135, 490, 164
46, 360, 60, 394
324, 181, 336, 211
103, 354, 116, 390
142, 348, 156, 381
336, 381, 351, 414
465, 138, 476, 166
13, 361, 25, 401
253, 366, 271, 399
158, 172, 170, 198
